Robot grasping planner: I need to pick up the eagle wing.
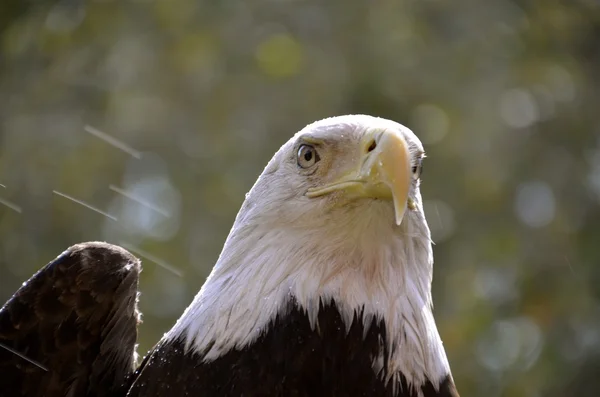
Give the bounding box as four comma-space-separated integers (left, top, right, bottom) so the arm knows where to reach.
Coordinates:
0, 242, 142, 397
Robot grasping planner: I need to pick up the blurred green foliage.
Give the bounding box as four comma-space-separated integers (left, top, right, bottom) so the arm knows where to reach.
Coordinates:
1, 0, 600, 396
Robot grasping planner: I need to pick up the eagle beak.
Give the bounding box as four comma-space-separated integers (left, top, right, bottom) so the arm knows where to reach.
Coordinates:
306, 129, 412, 226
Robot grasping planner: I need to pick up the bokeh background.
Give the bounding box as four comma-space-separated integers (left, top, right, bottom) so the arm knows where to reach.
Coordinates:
1, 0, 599, 396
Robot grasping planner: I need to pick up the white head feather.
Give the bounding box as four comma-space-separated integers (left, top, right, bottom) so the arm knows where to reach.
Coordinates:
167, 114, 451, 390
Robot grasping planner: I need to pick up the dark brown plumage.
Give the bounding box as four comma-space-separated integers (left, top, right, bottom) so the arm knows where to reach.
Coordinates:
127, 298, 458, 397
0, 242, 141, 397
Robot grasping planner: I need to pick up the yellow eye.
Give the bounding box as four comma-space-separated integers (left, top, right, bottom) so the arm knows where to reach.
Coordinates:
297, 145, 320, 168
412, 157, 423, 179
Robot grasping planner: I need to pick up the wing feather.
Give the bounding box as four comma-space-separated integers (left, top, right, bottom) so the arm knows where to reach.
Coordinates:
0, 242, 141, 397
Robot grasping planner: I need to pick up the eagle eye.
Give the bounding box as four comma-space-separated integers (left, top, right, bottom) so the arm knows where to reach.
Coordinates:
412, 157, 423, 179
297, 145, 320, 168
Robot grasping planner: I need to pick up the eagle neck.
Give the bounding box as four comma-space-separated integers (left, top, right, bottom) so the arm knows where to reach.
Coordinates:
168, 213, 451, 391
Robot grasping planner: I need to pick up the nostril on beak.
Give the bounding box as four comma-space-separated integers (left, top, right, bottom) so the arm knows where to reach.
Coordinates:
367, 140, 377, 153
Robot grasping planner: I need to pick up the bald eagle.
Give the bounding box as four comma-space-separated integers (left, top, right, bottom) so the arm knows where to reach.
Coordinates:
0, 115, 459, 397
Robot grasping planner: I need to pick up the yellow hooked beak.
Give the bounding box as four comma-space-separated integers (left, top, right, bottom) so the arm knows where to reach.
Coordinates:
306, 129, 412, 225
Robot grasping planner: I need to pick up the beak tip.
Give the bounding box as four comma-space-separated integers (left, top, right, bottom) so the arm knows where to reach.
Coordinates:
393, 202, 406, 226
395, 214, 403, 226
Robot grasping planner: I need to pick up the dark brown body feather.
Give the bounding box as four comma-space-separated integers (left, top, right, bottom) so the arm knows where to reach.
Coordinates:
0, 242, 141, 397
127, 299, 459, 397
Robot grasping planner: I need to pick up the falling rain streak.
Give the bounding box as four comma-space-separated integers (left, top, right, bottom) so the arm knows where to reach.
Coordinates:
0, 343, 48, 372
109, 184, 170, 217
434, 203, 444, 230
564, 255, 576, 276
53, 190, 118, 221
120, 242, 183, 277
0, 197, 22, 213
84, 125, 142, 159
